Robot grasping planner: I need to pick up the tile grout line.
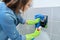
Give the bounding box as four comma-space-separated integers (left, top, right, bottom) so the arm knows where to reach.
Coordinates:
50, 8, 53, 36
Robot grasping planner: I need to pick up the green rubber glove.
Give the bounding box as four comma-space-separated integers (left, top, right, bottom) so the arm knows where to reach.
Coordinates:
45, 24, 48, 28
26, 18, 40, 25
25, 29, 41, 40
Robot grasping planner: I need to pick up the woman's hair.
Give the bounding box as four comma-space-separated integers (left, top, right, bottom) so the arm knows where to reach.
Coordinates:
3, 0, 30, 12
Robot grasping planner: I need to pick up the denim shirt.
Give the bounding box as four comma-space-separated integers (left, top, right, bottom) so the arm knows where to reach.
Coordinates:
0, 2, 26, 40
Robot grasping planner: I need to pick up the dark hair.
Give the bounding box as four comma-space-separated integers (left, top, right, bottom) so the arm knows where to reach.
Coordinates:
3, 0, 30, 12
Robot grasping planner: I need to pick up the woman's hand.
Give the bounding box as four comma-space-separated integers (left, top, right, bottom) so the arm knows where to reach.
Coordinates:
36, 26, 42, 31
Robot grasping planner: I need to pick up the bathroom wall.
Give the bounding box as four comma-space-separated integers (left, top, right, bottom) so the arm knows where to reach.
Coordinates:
32, 0, 60, 8
17, 7, 60, 40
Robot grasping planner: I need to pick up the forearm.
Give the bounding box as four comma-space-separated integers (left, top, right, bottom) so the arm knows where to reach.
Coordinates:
26, 18, 40, 25
25, 28, 41, 40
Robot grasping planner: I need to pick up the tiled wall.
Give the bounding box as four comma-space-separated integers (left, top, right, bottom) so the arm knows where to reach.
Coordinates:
17, 7, 60, 40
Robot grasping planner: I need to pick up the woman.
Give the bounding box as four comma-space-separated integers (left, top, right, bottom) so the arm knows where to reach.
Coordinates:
0, 0, 41, 40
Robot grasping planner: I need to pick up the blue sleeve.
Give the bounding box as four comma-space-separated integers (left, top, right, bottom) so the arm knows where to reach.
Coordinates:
1, 14, 25, 40
17, 14, 26, 24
